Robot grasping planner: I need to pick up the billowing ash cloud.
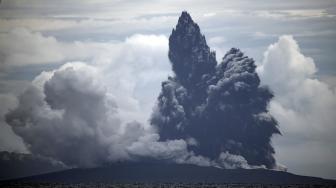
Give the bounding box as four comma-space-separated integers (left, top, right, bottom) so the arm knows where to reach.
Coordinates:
151, 12, 280, 168
6, 63, 133, 167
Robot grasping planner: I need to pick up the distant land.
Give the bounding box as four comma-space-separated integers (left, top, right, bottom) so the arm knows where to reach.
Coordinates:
3, 163, 336, 185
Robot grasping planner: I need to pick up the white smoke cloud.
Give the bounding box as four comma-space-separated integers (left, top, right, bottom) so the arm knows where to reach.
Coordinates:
257, 35, 336, 177
257, 35, 317, 96
218, 151, 264, 169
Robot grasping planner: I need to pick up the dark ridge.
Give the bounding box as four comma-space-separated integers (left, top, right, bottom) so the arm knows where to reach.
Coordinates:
3, 163, 336, 185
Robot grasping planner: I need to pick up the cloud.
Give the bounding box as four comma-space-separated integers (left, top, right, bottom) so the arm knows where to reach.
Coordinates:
251, 9, 335, 20
0, 15, 177, 41
0, 28, 93, 68
257, 35, 336, 178
0, 81, 30, 155
0, 94, 28, 153
203, 12, 216, 17
257, 35, 316, 96
6, 63, 118, 167
208, 36, 226, 45
0, 28, 164, 69
92, 34, 171, 126
0, 18, 86, 32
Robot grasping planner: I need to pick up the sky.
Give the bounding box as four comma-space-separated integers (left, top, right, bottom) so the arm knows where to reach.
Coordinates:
0, 0, 336, 179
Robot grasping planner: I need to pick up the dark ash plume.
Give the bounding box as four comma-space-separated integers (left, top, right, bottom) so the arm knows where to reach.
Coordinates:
151, 11, 280, 168
169, 11, 217, 88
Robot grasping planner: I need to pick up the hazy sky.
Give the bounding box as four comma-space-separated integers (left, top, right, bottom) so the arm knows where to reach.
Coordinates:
0, 0, 336, 179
